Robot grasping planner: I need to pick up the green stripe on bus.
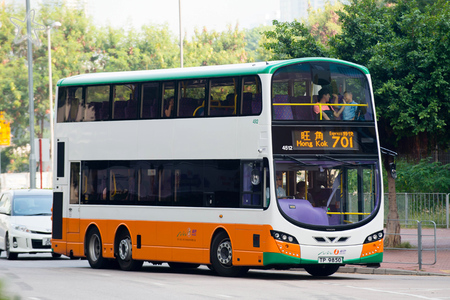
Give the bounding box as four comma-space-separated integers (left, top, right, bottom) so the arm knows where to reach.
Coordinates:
263, 252, 301, 265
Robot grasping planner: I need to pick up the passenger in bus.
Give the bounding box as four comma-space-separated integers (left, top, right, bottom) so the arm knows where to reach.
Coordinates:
276, 174, 286, 197
164, 97, 175, 117
313, 88, 339, 120
295, 181, 314, 206
334, 91, 358, 121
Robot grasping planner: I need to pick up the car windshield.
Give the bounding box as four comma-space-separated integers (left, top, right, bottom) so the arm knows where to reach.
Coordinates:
275, 158, 380, 228
12, 195, 53, 216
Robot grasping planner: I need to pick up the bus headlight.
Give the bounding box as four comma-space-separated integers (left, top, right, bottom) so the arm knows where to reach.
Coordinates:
364, 230, 384, 244
270, 230, 298, 244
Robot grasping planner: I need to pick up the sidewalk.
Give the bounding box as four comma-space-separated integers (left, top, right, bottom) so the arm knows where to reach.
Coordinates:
339, 228, 450, 276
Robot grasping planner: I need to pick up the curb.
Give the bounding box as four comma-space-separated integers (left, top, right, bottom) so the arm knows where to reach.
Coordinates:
338, 266, 450, 276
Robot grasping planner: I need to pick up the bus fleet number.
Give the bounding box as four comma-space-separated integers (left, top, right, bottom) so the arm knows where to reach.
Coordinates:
282, 145, 293, 151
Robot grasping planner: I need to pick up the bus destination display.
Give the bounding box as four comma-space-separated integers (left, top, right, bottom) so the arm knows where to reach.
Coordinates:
292, 129, 359, 150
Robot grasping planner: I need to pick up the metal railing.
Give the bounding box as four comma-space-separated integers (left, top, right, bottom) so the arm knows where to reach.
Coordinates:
384, 220, 437, 269
384, 193, 449, 228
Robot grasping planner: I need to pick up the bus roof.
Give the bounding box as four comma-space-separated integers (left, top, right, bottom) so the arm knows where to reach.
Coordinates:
57, 57, 370, 87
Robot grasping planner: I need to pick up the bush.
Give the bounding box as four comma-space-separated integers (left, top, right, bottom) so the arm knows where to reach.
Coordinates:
394, 158, 450, 193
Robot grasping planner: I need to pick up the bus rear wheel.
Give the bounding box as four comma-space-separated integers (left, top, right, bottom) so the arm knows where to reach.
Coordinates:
86, 227, 108, 269
210, 231, 248, 277
304, 265, 340, 277
116, 230, 143, 271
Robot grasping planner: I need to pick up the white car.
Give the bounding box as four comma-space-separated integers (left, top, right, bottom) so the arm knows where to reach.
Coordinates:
0, 189, 59, 260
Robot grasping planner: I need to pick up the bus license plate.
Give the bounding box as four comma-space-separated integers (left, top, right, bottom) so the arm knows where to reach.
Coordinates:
318, 256, 343, 264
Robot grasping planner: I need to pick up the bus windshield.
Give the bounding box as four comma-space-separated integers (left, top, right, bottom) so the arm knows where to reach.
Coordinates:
275, 158, 380, 228
272, 62, 374, 121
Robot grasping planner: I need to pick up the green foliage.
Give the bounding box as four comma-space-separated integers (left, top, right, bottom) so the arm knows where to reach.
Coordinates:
395, 158, 450, 193
184, 24, 253, 67
263, 20, 329, 60
305, 1, 344, 46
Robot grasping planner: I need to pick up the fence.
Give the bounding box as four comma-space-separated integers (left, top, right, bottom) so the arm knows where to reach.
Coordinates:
384, 193, 449, 228
384, 220, 437, 269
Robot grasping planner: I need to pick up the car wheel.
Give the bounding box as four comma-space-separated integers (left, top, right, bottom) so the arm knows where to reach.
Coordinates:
52, 252, 62, 258
5, 233, 18, 260
210, 231, 248, 277
86, 227, 108, 269
116, 230, 143, 271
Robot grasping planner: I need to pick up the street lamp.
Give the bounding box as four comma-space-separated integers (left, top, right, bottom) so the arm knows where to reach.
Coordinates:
47, 21, 61, 175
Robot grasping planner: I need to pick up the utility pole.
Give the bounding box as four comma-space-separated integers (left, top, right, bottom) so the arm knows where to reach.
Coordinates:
26, 0, 36, 189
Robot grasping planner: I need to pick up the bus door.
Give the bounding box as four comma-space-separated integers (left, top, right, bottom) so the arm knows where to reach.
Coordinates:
68, 162, 81, 234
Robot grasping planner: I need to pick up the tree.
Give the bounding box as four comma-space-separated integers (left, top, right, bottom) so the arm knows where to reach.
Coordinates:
183, 24, 252, 67
306, 1, 343, 46
263, 20, 329, 60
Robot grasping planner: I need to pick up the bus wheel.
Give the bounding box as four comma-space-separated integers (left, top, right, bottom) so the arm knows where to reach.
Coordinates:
304, 265, 340, 277
210, 231, 248, 277
5, 233, 18, 260
116, 230, 143, 271
86, 227, 108, 269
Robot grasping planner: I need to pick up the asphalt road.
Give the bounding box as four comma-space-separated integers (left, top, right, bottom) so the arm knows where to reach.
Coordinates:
1, 254, 449, 300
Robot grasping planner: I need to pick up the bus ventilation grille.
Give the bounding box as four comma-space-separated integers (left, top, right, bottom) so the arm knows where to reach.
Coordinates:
314, 236, 349, 243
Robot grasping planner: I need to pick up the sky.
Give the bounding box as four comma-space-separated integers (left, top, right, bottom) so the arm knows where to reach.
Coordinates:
89, 0, 280, 36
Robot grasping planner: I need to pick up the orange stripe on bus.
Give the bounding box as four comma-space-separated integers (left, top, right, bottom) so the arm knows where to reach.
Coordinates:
52, 218, 285, 265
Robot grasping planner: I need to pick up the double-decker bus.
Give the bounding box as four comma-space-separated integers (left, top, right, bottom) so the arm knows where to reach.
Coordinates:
52, 58, 384, 277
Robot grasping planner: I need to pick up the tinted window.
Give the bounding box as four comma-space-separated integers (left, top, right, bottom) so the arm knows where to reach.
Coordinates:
112, 84, 138, 120
57, 87, 83, 122
78, 159, 265, 209
85, 85, 110, 121
141, 83, 160, 119
70, 162, 80, 204
242, 76, 262, 115
178, 79, 206, 117
272, 62, 374, 121
210, 78, 237, 116
162, 82, 176, 118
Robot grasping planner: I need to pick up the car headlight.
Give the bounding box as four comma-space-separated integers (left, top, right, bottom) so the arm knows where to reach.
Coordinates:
11, 224, 31, 233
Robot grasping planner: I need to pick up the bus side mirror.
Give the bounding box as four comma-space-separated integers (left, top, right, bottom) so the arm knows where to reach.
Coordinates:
389, 163, 397, 179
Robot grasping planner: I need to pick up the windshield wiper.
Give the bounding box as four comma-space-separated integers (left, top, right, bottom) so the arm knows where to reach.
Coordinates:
282, 155, 317, 166
315, 154, 358, 166
27, 213, 51, 216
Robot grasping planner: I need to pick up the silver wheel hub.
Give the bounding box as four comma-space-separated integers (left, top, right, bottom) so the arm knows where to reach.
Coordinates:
217, 240, 232, 265
89, 234, 101, 261
119, 238, 131, 261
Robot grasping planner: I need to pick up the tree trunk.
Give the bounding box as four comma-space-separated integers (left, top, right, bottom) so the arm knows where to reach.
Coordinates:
385, 174, 401, 248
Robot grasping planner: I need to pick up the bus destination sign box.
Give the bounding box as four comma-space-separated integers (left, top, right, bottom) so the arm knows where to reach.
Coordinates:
292, 129, 359, 151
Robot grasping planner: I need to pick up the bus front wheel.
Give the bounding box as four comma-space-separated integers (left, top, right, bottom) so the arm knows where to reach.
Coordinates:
116, 230, 143, 271
304, 264, 340, 276
86, 227, 108, 269
210, 231, 248, 277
